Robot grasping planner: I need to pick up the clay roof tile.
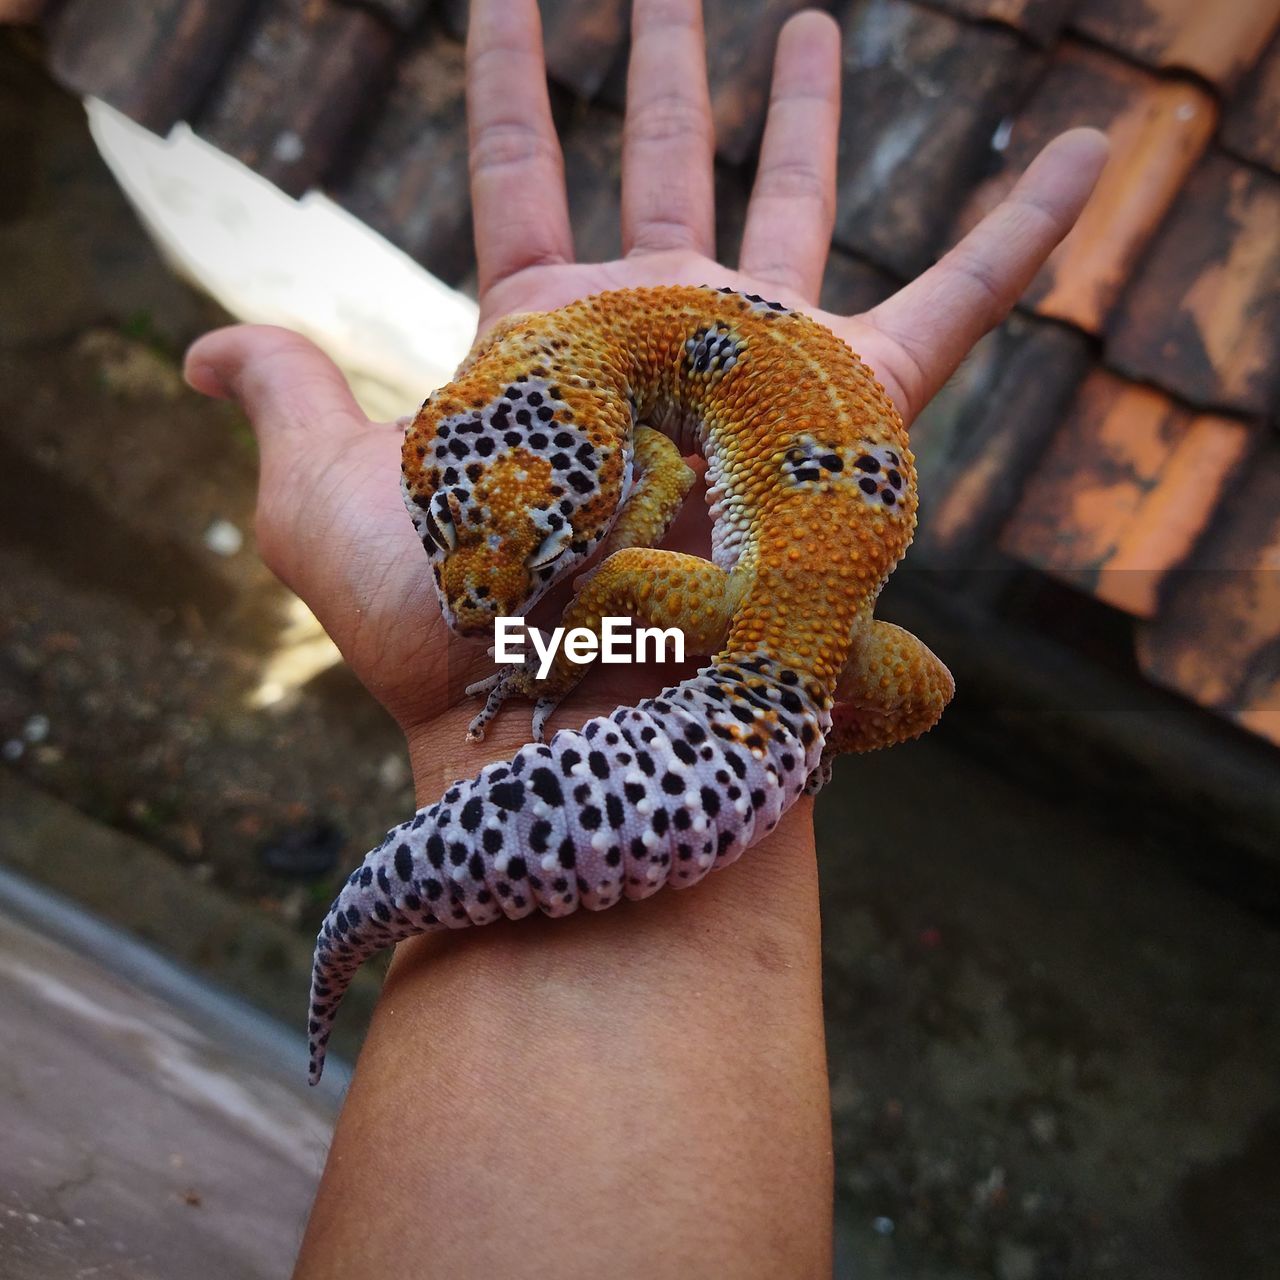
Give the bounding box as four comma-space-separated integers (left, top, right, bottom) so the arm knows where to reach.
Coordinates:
1071, 0, 1280, 92
47, 0, 258, 134
833, 0, 1037, 277
910, 314, 1093, 568
999, 369, 1254, 618
1107, 152, 1280, 417
330, 30, 473, 286
1136, 444, 1280, 748
1221, 30, 1280, 174
922, 0, 1076, 46
561, 103, 625, 265
341, 0, 431, 33
194, 0, 396, 198
951, 41, 1216, 336
704, 0, 812, 166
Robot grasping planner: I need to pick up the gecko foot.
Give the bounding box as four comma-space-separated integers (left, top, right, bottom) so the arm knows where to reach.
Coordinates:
464, 671, 512, 741
531, 696, 563, 743
464, 668, 567, 743
803, 752, 834, 797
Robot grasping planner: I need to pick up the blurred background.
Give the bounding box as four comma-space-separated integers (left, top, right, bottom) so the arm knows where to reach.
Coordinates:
1, 1, 1278, 1277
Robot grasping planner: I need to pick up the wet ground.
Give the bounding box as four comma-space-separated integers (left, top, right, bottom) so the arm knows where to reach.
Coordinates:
2, 35, 1278, 1279
819, 740, 1280, 1279
0, 877, 338, 1280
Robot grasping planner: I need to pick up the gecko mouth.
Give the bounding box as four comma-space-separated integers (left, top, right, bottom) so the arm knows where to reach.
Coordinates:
451, 602, 499, 638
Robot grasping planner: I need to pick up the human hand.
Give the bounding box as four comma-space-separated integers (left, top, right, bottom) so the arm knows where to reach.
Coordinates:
189, 4, 1108, 1275
185, 0, 1106, 795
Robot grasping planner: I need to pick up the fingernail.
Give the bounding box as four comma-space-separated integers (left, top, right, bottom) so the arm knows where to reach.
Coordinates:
185, 361, 230, 399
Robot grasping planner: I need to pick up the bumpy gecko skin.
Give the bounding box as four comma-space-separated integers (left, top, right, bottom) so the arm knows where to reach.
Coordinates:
307, 285, 953, 1082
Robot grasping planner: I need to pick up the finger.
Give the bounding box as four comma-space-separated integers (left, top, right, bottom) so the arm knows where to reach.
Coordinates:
622, 0, 716, 258
186, 324, 443, 685
184, 324, 366, 461
738, 10, 841, 302
185, 324, 370, 570
866, 128, 1109, 418
467, 0, 573, 297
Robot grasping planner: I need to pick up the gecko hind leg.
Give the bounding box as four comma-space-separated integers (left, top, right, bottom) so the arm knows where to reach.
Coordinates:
471, 549, 739, 740
805, 620, 955, 795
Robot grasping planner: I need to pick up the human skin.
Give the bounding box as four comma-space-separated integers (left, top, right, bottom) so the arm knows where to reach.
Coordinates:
184, 2, 1107, 1274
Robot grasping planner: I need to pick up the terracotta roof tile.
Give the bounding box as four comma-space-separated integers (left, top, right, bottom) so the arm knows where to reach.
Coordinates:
339, 0, 431, 33
539, 0, 629, 100
921, 0, 1075, 46
910, 314, 1092, 568
330, 30, 473, 286
194, 0, 395, 197
591, 40, 632, 116
435, 2, 629, 104
704, 0, 812, 166
30, 0, 1280, 752
561, 103, 624, 264
833, 0, 1035, 277
1071, 0, 1280, 92
999, 370, 1253, 618
439, 0, 469, 43
713, 161, 753, 268
1221, 31, 1280, 175
819, 249, 900, 317
46, 0, 258, 134
952, 41, 1215, 335
1107, 152, 1280, 417
1136, 443, 1280, 748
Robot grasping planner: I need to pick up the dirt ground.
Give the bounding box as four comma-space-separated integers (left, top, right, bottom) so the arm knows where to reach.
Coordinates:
2, 35, 1278, 1280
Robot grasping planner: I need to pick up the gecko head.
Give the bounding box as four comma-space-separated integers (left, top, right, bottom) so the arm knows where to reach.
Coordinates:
403, 451, 608, 640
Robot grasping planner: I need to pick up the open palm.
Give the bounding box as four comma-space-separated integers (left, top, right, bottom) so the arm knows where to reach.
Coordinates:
185, 0, 1106, 773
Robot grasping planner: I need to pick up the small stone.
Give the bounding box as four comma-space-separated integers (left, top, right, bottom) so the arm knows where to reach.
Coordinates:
2, 739, 24, 762
203, 519, 244, 557
973, 1165, 1006, 1207
23, 713, 50, 743
378, 751, 410, 791
278, 886, 310, 927
272, 130, 305, 164
871, 1215, 895, 1236
75, 329, 185, 400
1028, 1107, 1058, 1146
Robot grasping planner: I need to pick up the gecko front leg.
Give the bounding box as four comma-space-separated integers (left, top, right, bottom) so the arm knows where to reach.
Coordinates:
467, 426, 697, 740
594, 425, 696, 562
469, 549, 738, 740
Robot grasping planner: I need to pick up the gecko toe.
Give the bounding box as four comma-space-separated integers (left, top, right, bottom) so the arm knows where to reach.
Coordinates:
531, 696, 561, 742
466, 672, 515, 741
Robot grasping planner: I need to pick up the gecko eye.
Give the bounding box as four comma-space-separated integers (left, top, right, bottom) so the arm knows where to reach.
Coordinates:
527, 527, 571, 570
422, 493, 457, 552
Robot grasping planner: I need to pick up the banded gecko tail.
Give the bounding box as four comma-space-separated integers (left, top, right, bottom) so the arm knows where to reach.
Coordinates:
306, 655, 830, 1083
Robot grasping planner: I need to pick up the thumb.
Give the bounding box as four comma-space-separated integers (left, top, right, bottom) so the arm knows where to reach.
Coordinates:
184, 322, 387, 601
184, 324, 368, 460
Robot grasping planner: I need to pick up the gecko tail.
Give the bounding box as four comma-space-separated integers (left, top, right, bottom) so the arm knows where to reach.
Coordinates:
306, 655, 831, 1084
306, 850, 452, 1084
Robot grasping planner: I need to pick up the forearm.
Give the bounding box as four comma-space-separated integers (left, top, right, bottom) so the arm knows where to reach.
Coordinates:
294, 703, 833, 1279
